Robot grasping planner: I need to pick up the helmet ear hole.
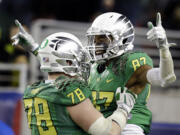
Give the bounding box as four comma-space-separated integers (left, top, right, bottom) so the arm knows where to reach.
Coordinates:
122, 38, 128, 44
66, 60, 73, 65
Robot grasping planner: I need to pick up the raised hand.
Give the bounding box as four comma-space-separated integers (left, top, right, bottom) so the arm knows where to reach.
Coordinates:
115, 87, 137, 114
146, 12, 176, 49
11, 20, 39, 55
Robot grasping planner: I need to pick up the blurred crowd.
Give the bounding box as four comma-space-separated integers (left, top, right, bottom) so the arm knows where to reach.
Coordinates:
0, 0, 179, 63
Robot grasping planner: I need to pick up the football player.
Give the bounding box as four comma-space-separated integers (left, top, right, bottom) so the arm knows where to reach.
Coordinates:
86, 12, 176, 135
11, 22, 137, 135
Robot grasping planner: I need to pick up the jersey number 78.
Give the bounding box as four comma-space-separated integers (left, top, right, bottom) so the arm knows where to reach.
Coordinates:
24, 98, 57, 135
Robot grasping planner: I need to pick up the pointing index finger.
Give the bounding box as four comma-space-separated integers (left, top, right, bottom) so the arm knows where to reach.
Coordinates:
15, 19, 26, 33
156, 12, 162, 26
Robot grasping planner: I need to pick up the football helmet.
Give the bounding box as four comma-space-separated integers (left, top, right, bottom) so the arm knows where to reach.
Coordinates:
38, 32, 90, 80
86, 12, 135, 62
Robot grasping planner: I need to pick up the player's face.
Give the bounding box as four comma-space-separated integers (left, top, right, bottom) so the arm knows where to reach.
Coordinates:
94, 35, 113, 55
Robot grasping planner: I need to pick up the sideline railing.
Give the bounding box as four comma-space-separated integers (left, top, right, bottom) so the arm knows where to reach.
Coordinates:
0, 63, 27, 93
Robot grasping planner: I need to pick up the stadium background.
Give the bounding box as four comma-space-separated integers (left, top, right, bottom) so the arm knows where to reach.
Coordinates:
0, 0, 180, 135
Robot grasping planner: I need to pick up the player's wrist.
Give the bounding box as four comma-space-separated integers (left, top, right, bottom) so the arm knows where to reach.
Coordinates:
31, 42, 39, 52
159, 42, 168, 49
32, 47, 39, 56
108, 108, 127, 130
159, 46, 170, 58
88, 116, 112, 135
116, 108, 128, 117
117, 103, 132, 115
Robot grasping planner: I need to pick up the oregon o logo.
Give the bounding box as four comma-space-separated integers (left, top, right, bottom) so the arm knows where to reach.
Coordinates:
40, 39, 48, 49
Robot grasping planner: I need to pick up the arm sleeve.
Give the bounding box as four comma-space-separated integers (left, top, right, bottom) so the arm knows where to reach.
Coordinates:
146, 48, 176, 87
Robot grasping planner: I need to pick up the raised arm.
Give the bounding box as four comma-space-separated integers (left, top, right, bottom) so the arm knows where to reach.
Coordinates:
126, 13, 176, 94
146, 12, 176, 87
11, 20, 39, 56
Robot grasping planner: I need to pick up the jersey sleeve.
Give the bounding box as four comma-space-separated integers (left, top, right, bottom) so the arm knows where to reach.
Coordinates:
58, 80, 92, 106
123, 52, 153, 84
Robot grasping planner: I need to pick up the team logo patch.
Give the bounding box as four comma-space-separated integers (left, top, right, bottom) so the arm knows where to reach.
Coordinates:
43, 57, 49, 63
40, 39, 48, 49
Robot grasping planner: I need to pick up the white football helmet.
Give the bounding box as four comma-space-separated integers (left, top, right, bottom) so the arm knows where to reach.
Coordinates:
86, 12, 135, 62
38, 32, 90, 79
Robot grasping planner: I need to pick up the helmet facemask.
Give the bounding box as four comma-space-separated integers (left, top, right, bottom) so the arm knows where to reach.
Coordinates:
57, 49, 90, 81
86, 32, 134, 63
78, 51, 91, 81
55, 52, 79, 76
87, 34, 111, 63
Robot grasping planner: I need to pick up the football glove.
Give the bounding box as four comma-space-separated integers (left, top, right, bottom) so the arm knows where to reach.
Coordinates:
146, 12, 176, 49
11, 20, 39, 55
115, 87, 137, 114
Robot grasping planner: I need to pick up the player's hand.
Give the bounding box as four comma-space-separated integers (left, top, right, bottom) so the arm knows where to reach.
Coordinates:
11, 20, 39, 55
146, 12, 176, 49
115, 87, 137, 114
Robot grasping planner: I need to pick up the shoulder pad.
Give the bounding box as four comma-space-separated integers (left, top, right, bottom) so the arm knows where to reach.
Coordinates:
29, 81, 43, 88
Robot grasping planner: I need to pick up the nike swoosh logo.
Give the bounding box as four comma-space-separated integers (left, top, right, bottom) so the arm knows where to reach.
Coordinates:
97, 78, 101, 82
106, 78, 113, 83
